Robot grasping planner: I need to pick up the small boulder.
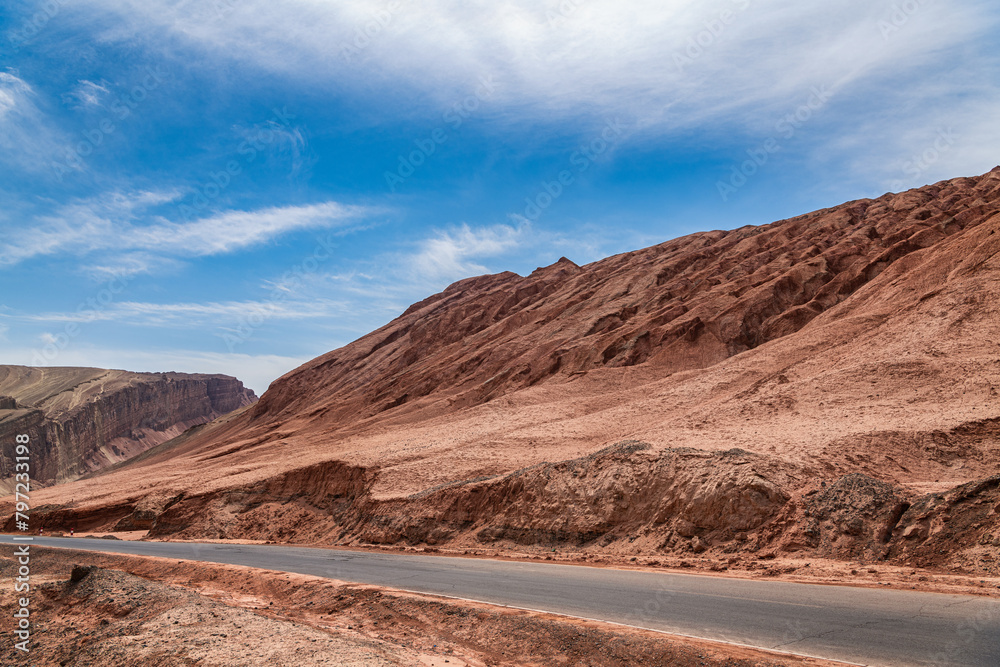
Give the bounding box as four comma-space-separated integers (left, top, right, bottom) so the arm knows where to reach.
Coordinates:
675, 519, 698, 538
902, 524, 927, 540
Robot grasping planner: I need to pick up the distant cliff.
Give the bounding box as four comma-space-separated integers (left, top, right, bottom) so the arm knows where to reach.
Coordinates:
0, 366, 256, 484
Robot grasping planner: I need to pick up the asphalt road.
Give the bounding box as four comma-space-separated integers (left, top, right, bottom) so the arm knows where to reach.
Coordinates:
3, 535, 998, 666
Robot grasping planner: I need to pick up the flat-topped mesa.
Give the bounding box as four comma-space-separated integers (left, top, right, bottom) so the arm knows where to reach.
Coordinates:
0, 366, 256, 484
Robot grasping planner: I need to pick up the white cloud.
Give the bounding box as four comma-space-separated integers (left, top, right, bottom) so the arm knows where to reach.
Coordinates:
63, 79, 110, 108
73, 2, 995, 122
0, 191, 372, 267
82, 252, 185, 279
0, 71, 62, 171
409, 221, 528, 282
125, 202, 363, 256
68, 0, 1000, 182
841, 92, 1000, 194
19, 298, 351, 327
0, 72, 31, 118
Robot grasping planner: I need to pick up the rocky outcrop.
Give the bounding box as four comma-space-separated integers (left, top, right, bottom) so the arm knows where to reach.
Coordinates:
887, 475, 1000, 572
0, 366, 256, 483
359, 443, 801, 551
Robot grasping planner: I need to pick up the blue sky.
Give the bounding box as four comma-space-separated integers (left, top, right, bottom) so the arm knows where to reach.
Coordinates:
1, 0, 998, 394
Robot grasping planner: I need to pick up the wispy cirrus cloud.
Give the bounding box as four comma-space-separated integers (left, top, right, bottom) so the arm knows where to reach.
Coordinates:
82, 252, 186, 280
64, 0, 1000, 186
69, 2, 996, 120
19, 298, 350, 327
0, 190, 374, 268
0, 72, 32, 118
125, 203, 363, 255
62, 79, 110, 109
0, 71, 63, 172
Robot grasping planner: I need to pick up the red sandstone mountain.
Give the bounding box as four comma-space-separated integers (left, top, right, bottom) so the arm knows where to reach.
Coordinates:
8, 168, 1000, 574
0, 366, 256, 488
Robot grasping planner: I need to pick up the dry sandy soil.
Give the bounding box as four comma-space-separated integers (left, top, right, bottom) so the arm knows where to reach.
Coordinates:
0, 547, 842, 667
5, 168, 1000, 579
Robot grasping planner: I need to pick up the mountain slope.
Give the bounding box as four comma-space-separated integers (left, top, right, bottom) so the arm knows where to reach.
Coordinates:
0, 366, 256, 485
10, 168, 1000, 574
255, 171, 997, 428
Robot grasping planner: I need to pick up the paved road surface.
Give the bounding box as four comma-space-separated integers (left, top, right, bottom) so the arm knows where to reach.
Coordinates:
3, 535, 997, 666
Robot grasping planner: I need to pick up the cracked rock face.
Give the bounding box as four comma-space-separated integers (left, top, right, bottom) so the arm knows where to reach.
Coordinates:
0, 366, 256, 484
